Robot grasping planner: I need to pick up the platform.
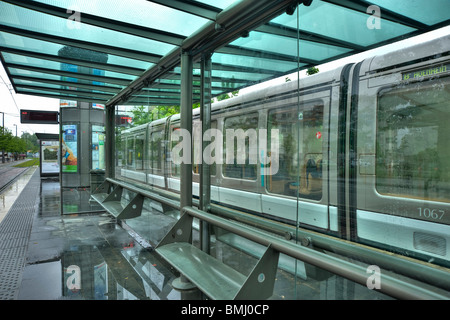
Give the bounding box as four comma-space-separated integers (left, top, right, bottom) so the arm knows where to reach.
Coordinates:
0, 168, 182, 300
0, 166, 393, 301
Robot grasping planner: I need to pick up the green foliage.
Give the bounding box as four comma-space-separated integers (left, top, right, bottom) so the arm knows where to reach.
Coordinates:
13, 159, 40, 167
130, 105, 181, 127
0, 128, 38, 155
21, 132, 39, 154
129, 79, 240, 127
216, 90, 239, 101
306, 66, 319, 76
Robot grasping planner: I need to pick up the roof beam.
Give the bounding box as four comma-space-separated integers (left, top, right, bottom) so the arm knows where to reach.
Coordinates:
11, 75, 122, 94
107, 0, 294, 106
0, 46, 146, 76
147, 0, 220, 21
15, 84, 114, 100
6, 63, 132, 86
257, 22, 366, 52
0, 24, 162, 63
217, 45, 317, 65
321, 0, 428, 30
15, 90, 108, 104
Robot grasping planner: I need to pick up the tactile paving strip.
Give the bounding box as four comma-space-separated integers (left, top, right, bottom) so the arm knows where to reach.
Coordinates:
0, 170, 40, 300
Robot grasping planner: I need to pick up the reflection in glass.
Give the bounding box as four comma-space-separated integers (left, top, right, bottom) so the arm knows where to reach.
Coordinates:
376, 77, 450, 202
267, 103, 323, 200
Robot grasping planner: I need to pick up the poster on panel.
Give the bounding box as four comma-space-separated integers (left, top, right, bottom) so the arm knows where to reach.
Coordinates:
41, 140, 60, 175
62, 124, 78, 173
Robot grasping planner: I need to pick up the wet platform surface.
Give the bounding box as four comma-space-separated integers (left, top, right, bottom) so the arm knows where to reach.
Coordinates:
20, 212, 180, 300
0, 167, 181, 300
0, 165, 392, 301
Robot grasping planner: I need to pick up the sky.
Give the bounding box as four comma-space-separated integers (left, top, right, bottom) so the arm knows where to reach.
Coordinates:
0, 71, 60, 136
0, 25, 448, 138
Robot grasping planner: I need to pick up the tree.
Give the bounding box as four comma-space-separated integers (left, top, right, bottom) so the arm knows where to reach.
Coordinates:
21, 132, 39, 154
130, 105, 181, 127
216, 77, 239, 101
0, 128, 32, 161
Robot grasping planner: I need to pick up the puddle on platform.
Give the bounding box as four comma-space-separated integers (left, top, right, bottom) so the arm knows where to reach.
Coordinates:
19, 213, 185, 300
0, 167, 37, 224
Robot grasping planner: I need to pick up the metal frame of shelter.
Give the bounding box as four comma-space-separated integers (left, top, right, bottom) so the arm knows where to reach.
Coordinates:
1, 0, 450, 300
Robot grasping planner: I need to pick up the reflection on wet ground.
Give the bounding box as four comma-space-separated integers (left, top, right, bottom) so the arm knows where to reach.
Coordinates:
14, 175, 391, 300
20, 213, 182, 300
61, 187, 104, 215
18, 178, 182, 300
0, 167, 35, 224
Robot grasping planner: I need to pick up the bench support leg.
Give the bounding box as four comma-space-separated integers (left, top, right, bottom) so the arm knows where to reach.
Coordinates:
117, 194, 144, 219
104, 185, 123, 202
157, 212, 193, 247
93, 180, 111, 195
234, 244, 280, 300
157, 213, 198, 292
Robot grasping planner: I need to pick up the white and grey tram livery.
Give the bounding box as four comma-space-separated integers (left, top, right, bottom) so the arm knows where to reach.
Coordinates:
118, 35, 450, 267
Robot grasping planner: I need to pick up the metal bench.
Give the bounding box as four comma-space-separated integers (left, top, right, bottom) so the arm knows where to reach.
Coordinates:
91, 178, 179, 219
156, 207, 280, 300
91, 180, 143, 219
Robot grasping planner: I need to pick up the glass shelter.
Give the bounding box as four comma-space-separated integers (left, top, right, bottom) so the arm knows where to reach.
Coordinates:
1, 0, 449, 300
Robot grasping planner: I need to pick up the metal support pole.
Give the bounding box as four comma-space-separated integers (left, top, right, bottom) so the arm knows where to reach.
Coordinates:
175, 50, 196, 291
180, 50, 193, 210
1, 112, 4, 163
105, 105, 115, 179
200, 53, 212, 254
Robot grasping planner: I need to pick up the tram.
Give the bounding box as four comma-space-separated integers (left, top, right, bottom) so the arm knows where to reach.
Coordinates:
118, 34, 450, 267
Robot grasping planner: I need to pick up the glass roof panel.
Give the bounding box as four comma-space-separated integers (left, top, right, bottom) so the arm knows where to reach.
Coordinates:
0, 2, 176, 56
195, 0, 238, 10
370, 0, 450, 26
0, 0, 448, 106
17, 86, 109, 100
35, 0, 211, 37
8, 66, 130, 88
212, 53, 298, 74
0, 31, 154, 70
231, 31, 353, 62
2, 52, 138, 81
272, 1, 416, 47
12, 78, 120, 94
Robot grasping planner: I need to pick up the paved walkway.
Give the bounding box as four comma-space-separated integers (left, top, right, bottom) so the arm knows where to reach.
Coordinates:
0, 169, 41, 299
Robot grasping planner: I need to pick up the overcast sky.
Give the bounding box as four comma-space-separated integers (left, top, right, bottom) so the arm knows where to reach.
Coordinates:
0, 25, 448, 138
0, 69, 60, 136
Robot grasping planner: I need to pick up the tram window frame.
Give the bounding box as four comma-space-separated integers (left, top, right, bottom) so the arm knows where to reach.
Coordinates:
266, 102, 324, 200
170, 125, 181, 178
193, 120, 217, 176
222, 113, 259, 180
135, 134, 145, 171
126, 137, 135, 168
375, 75, 450, 203
149, 129, 164, 175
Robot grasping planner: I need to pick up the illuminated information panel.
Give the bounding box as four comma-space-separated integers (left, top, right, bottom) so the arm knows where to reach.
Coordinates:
20, 109, 59, 124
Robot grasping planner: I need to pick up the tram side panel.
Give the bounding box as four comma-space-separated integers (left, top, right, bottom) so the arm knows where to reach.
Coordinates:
354, 36, 450, 266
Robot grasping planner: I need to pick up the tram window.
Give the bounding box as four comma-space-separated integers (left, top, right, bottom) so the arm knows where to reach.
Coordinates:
193, 120, 217, 176
136, 135, 144, 170
171, 126, 181, 177
118, 136, 124, 167
267, 103, 323, 200
127, 137, 134, 168
376, 76, 450, 202
223, 113, 258, 180
150, 130, 164, 174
